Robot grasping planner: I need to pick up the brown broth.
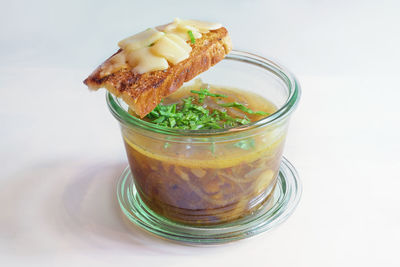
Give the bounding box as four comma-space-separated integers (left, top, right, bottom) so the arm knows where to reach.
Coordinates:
160, 79, 277, 127
123, 81, 285, 225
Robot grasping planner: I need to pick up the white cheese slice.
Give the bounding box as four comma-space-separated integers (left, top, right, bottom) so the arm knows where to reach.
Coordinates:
118, 28, 164, 51
180, 19, 222, 33
179, 25, 202, 38
114, 18, 221, 74
161, 18, 202, 41
150, 35, 190, 65
100, 52, 127, 76
126, 47, 169, 74
163, 26, 201, 41
165, 33, 192, 53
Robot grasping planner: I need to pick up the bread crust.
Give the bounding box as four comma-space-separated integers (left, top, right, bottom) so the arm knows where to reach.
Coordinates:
83, 27, 232, 118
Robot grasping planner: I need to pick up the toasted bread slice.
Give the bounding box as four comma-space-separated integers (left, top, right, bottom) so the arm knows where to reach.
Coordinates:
83, 27, 232, 118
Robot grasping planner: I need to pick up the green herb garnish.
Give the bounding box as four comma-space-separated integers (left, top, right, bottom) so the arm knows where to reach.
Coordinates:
188, 30, 196, 44
191, 89, 227, 103
145, 88, 267, 130
146, 97, 225, 130
218, 102, 270, 116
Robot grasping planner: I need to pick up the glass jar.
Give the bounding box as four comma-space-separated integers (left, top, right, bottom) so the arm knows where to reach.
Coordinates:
107, 50, 300, 226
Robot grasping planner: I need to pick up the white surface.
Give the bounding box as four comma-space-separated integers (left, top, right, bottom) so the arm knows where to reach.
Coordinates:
1, 1, 399, 266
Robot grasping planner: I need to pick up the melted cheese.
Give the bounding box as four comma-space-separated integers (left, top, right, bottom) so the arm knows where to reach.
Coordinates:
118, 28, 164, 51
150, 34, 192, 65
165, 33, 192, 54
126, 47, 168, 73
115, 18, 221, 74
162, 19, 202, 41
179, 19, 222, 33
100, 52, 128, 76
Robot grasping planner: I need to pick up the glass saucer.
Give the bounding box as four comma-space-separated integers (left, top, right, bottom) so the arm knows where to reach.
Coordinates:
117, 157, 302, 244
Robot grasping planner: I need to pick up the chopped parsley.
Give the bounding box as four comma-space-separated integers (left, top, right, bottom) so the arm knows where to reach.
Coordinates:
190, 88, 227, 103
187, 30, 196, 44
145, 88, 269, 130
218, 102, 270, 116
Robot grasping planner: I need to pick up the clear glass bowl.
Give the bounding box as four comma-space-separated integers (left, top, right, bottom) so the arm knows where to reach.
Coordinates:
107, 50, 301, 228
117, 157, 301, 244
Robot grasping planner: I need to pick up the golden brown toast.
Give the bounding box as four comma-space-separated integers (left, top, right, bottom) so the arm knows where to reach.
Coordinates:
83, 27, 232, 118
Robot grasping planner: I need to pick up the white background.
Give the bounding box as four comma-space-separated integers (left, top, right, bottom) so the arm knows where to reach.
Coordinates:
1, 0, 400, 266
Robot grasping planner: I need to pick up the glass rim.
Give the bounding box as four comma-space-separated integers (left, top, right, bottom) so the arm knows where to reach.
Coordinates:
106, 50, 301, 137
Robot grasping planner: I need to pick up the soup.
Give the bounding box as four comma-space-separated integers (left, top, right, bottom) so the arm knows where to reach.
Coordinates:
123, 80, 286, 225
